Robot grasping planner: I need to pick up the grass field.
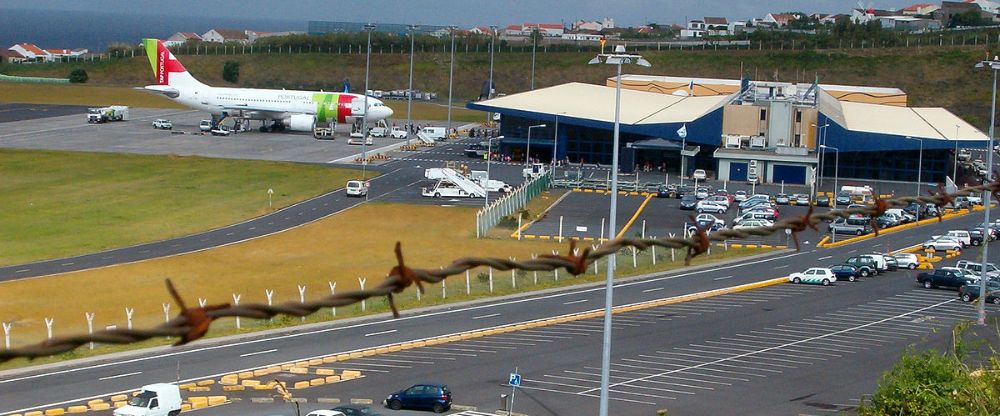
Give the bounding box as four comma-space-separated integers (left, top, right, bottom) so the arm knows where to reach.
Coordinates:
0, 149, 362, 265
0, 201, 768, 368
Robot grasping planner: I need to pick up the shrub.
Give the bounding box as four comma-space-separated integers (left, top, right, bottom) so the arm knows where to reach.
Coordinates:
68, 68, 88, 83
222, 61, 240, 83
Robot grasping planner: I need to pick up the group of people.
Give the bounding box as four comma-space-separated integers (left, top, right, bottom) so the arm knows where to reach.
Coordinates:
469, 128, 500, 138
637, 160, 670, 173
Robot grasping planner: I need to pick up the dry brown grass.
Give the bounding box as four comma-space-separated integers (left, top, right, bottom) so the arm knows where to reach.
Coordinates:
0, 83, 184, 108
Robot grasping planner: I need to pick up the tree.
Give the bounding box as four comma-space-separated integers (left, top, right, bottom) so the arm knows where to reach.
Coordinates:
951, 9, 988, 28
68, 68, 88, 83
222, 61, 240, 84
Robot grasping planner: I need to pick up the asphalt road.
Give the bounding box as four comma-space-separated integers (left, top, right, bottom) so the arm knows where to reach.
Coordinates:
0, 104, 91, 123
1, 209, 995, 416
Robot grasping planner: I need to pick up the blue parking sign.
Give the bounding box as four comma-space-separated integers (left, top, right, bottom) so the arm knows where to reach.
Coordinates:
508, 373, 521, 386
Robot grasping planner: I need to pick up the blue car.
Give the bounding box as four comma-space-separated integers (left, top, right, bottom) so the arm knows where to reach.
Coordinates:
829, 264, 860, 282
385, 383, 452, 413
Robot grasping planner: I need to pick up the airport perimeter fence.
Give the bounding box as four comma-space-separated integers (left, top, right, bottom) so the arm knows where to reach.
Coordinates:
476, 172, 552, 238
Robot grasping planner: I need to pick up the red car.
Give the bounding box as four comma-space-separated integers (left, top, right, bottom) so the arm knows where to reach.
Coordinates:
713, 190, 735, 205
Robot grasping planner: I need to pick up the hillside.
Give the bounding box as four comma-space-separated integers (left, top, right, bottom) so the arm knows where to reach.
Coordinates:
1, 46, 995, 126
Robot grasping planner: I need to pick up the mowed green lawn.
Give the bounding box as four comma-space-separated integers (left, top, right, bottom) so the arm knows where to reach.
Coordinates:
0, 149, 361, 266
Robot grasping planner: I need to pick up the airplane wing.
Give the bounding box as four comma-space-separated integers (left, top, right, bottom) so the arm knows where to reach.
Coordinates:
219, 102, 303, 115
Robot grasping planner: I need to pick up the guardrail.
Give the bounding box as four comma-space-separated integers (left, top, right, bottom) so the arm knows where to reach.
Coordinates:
476, 172, 551, 238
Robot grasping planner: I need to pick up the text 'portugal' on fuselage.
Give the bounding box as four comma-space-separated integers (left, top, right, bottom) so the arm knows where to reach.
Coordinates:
140, 38, 392, 132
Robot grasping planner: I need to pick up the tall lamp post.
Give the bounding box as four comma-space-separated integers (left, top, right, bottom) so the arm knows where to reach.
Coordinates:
362, 23, 375, 179
974, 56, 999, 326
906, 135, 923, 196
487, 25, 498, 123
820, 145, 839, 207
814, 123, 829, 188
447, 26, 457, 136
526, 124, 547, 165
587, 44, 651, 416
954, 124, 960, 182
405, 24, 418, 146
484, 135, 503, 206
530, 29, 538, 90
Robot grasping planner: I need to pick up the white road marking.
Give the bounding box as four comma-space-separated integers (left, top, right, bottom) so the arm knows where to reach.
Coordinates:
239, 349, 277, 358
818, 255, 833, 260
15, 269, 29, 273
364, 329, 397, 337
773, 265, 789, 269
563, 299, 588, 305
60, 262, 74, 266
642, 287, 665, 293
471, 313, 500, 320
98, 371, 141, 381
713, 275, 733, 281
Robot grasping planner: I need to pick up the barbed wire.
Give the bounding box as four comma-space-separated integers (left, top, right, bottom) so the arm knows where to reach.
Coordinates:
1, 177, 998, 363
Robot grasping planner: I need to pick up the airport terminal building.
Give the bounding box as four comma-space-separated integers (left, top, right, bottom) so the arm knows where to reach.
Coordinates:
467, 75, 989, 185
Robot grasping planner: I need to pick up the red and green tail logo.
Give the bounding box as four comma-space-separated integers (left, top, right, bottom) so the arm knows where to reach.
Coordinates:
142, 39, 187, 85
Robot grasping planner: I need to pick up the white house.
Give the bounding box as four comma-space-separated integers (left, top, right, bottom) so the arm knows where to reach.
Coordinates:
681, 19, 706, 38
902, 3, 940, 15
164, 32, 202, 47
561, 31, 603, 41
704, 17, 730, 36
469, 26, 495, 35
7, 43, 48, 61
764, 13, 798, 27
201, 28, 250, 44
45, 48, 87, 59
573, 17, 614, 31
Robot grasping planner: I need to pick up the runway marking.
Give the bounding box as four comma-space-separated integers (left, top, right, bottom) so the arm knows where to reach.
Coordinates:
248, 227, 256, 230
713, 275, 733, 281
239, 349, 277, 358
472, 313, 500, 320
60, 262, 73, 266
170, 244, 180, 248
773, 265, 789, 269
98, 371, 141, 381
818, 255, 833, 260
642, 287, 665, 293
364, 329, 397, 337
563, 299, 588, 305
15, 269, 29, 273
225, 232, 234, 236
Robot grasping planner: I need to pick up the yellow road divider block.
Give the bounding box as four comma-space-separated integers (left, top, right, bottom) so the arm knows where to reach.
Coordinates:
207, 396, 226, 406
288, 367, 308, 375
316, 368, 336, 376
280, 364, 295, 370
375, 347, 390, 354
293, 381, 310, 389
180, 404, 191, 412
308, 358, 324, 366
336, 353, 351, 361
188, 397, 208, 409
241, 380, 260, 387
360, 349, 377, 357
196, 380, 215, 386
253, 384, 273, 390
88, 403, 111, 411
220, 375, 239, 385
325, 375, 341, 383
223, 385, 245, 392
66, 406, 87, 414
113, 402, 127, 408
24, 412, 42, 416
178, 383, 196, 390
341, 370, 362, 379
322, 356, 337, 363
387, 345, 403, 352
253, 368, 270, 377
43, 409, 65, 416
187, 387, 210, 393
86, 400, 105, 406
237, 371, 254, 379
294, 361, 310, 368
348, 351, 364, 359
310, 378, 325, 387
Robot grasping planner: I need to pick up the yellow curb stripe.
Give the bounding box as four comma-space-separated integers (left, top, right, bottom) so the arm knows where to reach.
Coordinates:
616, 194, 654, 239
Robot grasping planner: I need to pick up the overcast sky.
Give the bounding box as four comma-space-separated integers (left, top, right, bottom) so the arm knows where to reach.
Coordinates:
3, 0, 923, 26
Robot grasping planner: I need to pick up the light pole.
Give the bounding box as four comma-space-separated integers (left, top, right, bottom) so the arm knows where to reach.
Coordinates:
814, 123, 829, 188
487, 25, 498, 123
485, 135, 503, 206
552, 112, 565, 176
447, 26, 457, 136
530, 29, 538, 90
974, 56, 998, 326
820, 145, 839, 208
588, 44, 651, 416
526, 124, 547, 165
905, 135, 923, 196
954, 124, 960, 182
362, 23, 375, 180
406, 24, 418, 146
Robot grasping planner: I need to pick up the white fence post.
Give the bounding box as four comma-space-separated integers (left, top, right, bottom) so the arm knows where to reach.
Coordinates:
198, 298, 207, 308
358, 278, 367, 311
552, 250, 560, 280
558, 216, 564, 242
642, 220, 646, 239
652, 237, 657, 266
162, 303, 171, 324
232, 294, 241, 329
532, 254, 538, 284
298, 285, 307, 320
465, 270, 471, 295
592, 245, 600, 274
85, 312, 95, 350
2, 322, 11, 349
632, 247, 638, 268
669, 232, 676, 262
600, 218, 606, 243
326, 283, 336, 316
125, 307, 134, 330
488, 268, 494, 293
441, 279, 447, 299
517, 213, 523, 240
266, 289, 275, 320
44, 318, 54, 340
510, 257, 517, 289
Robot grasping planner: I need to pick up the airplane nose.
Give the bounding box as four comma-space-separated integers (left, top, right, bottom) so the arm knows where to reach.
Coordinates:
381, 106, 393, 119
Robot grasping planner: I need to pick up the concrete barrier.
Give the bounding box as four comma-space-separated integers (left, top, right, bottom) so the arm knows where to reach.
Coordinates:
196, 380, 215, 386
325, 375, 341, 383
178, 383, 197, 390
253, 368, 271, 377
66, 406, 87, 414
322, 356, 338, 364
207, 396, 226, 406
293, 381, 310, 389
43, 408, 65, 416
86, 400, 105, 406
88, 403, 111, 411
24, 412, 42, 416
187, 387, 210, 393
350, 399, 373, 405
289, 367, 308, 374
180, 404, 191, 412
113, 402, 127, 408
317, 398, 341, 404
220, 375, 239, 385
223, 385, 246, 392
237, 371, 254, 379
294, 361, 310, 368
309, 378, 325, 386
241, 380, 261, 387
188, 397, 208, 409
341, 370, 362, 379
316, 368, 336, 376
280, 364, 295, 371
308, 358, 324, 366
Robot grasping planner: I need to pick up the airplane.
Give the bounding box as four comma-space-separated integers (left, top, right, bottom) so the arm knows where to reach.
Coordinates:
139, 38, 392, 135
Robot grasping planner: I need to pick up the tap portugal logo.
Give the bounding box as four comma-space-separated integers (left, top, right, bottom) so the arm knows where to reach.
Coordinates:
143, 39, 186, 85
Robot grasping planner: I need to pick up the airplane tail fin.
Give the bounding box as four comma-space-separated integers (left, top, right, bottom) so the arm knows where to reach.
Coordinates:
141, 39, 204, 89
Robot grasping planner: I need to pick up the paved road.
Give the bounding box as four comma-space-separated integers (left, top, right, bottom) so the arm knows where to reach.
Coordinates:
1, 209, 994, 415
0, 104, 91, 123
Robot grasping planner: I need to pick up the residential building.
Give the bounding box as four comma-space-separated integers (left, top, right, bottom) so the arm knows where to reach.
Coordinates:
44, 48, 87, 59
681, 20, 706, 38
7, 43, 48, 62
306, 21, 450, 36
902, 3, 940, 15
561, 31, 603, 41
504, 23, 565, 37
704, 17, 730, 36
764, 13, 798, 27
572, 17, 614, 32
469, 26, 495, 35
937, 1, 1000, 24
201, 28, 251, 43
878, 15, 942, 31
164, 32, 202, 47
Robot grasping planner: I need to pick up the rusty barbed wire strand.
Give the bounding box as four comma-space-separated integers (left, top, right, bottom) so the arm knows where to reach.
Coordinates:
1, 179, 998, 362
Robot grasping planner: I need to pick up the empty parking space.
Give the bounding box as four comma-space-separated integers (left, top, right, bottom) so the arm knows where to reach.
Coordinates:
522, 191, 648, 240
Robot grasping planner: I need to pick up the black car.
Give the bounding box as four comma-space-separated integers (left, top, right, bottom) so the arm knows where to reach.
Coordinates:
463, 143, 485, 158
959, 278, 1000, 303
884, 255, 899, 271
679, 195, 698, 210
844, 256, 878, 277
815, 195, 831, 207
830, 264, 860, 282
969, 229, 986, 246
656, 185, 676, 198
385, 383, 452, 413
675, 185, 694, 199
333, 404, 382, 416
917, 269, 977, 290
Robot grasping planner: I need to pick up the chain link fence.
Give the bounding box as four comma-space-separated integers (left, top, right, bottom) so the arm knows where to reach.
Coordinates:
476, 172, 552, 238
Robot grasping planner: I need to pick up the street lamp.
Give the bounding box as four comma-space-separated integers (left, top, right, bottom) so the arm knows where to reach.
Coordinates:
484, 135, 504, 206
362, 23, 375, 180
813, 123, 829, 188
552, 112, 565, 176
487, 25, 498, 122
526, 124, 547, 165
530, 28, 538, 90
405, 24, 418, 146
587, 44, 651, 416
973, 56, 999, 326
954, 124, 960, 182
906, 135, 923, 196
447, 26, 457, 136
820, 145, 839, 208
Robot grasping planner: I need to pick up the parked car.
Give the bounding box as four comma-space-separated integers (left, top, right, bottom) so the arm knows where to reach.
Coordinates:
861, 254, 889, 273
946, 230, 972, 247
696, 200, 727, 214
713, 190, 735, 205
775, 194, 791, 205
815, 195, 831, 207
968, 229, 986, 247
306, 411, 346, 416
695, 187, 710, 200
695, 213, 725, 227
959, 278, 1000, 303
829, 217, 873, 236
894, 253, 920, 270
946, 197, 972, 210
789, 267, 836, 285
656, 184, 676, 198
385, 383, 452, 413
885, 208, 916, 223
675, 185, 694, 198
464, 143, 486, 158
733, 190, 748, 202
835, 191, 852, 206
345, 180, 369, 197
734, 211, 776, 225
703, 195, 731, 210
922, 235, 963, 252
844, 256, 878, 277
733, 219, 772, 230
883, 254, 899, 271
692, 169, 707, 180
331, 404, 382, 416
679, 195, 698, 210
792, 194, 811, 206
390, 127, 408, 139
744, 205, 779, 219
199, 119, 212, 132
917, 267, 978, 290
210, 126, 231, 136
152, 119, 173, 130
739, 196, 770, 210
954, 260, 1000, 278
875, 214, 897, 229
829, 264, 861, 282
967, 194, 983, 205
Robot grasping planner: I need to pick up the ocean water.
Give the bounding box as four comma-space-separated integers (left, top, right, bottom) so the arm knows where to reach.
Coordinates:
0, 8, 302, 52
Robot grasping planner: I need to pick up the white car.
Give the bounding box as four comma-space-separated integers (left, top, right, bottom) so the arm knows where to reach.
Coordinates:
922, 235, 963, 252
696, 200, 726, 214
347, 135, 373, 145
966, 195, 983, 205
152, 119, 173, 129
695, 213, 725, 227
733, 219, 773, 230
390, 127, 408, 139
345, 180, 369, 197
733, 190, 748, 202
305, 411, 345, 416
369, 127, 387, 137
789, 267, 836, 286
692, 169, 707, 180
199, 119, 212, 132
210, 126, 231, 136
893, 253, 920, 270
946, 230, 972, 247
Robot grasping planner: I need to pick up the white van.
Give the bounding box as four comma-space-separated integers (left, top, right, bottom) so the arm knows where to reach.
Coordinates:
946, 230, 972, 247
113, 384, 181, 416
860, 254, 888, 274
421, 127, 447, 141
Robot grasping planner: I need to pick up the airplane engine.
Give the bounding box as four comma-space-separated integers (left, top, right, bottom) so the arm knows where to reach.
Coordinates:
283, 114, 316, 132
